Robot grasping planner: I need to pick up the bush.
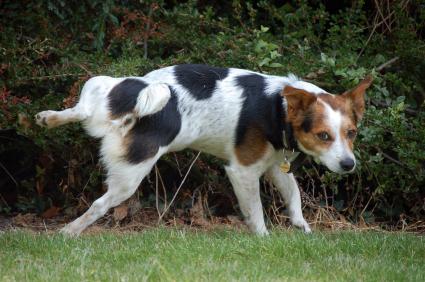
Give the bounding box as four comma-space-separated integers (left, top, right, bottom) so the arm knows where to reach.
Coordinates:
1, 0, 424, 226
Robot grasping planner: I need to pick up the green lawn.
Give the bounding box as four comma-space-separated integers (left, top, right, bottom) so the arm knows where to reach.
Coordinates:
0, 228, 424, 281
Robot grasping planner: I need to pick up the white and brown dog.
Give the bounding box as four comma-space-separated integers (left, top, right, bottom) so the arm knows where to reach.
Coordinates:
35, 64, 372, 236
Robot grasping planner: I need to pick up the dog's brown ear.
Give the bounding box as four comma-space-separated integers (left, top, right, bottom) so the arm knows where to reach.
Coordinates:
343, 75, 373, 122
281, 86, 317, 120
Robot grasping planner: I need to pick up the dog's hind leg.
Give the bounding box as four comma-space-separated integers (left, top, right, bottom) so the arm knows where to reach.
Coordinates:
35, 107, 88, 128
225, 164, 268, 236
266, 165, 311, 233
34, 76, 114, 129
60, 153, 161, 236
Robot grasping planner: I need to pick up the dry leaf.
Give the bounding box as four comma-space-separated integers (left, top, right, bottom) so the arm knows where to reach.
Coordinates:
127, 196, 141, 216
189, 196, 209, 227
12, 213, 37, 227
41, 206, 60, 219
113, 204, 128, 221
18, 113, 31, 130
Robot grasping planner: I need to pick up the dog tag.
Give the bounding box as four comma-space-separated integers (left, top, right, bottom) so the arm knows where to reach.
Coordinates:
279, 161, 291, 173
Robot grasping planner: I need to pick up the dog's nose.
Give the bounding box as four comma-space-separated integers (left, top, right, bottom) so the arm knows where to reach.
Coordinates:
340, 158, 355, 171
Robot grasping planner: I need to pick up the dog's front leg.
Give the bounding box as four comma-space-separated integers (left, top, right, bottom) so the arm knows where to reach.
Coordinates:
266, 165, 311, 233
225, 164, 268, 236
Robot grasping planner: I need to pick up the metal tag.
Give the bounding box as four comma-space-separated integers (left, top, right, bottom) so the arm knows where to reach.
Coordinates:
280, 149, 299, 174
279, 161, 291, 173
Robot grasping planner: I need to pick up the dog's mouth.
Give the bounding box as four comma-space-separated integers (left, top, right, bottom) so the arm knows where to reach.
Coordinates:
313, 156, 356, 174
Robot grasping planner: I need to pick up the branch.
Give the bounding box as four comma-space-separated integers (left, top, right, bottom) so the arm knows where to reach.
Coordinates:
374, 146, 413, 172
158, 151, 201, 223
376, 57, 399, 72
0, 161, 18, 186
371, 100, 419, 116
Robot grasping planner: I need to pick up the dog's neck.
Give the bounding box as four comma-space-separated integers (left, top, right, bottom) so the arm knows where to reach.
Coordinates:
280, 95, 307, 173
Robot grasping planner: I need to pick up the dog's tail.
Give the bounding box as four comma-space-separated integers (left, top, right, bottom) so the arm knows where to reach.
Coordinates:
35, 79, 172, 136
110, 83, 171, 135
134, 83, 171, 118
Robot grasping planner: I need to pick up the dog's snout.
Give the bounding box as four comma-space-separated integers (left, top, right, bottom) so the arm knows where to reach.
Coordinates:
340, 158, 355, 171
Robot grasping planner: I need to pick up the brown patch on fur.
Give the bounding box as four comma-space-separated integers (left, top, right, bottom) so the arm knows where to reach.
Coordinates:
235, 126, 268, 166
291, 101, 333, 153
281, 86, 331, 154
340, 116, 356, 150
342, 76, 373, 122
281, 86, 317, 123
317, 93, 358, 124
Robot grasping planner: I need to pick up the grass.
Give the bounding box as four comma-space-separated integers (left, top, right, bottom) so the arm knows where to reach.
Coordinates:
0, 228, 424, 281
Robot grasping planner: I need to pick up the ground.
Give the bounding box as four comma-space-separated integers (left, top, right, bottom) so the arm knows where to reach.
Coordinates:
1, 226, 424, 281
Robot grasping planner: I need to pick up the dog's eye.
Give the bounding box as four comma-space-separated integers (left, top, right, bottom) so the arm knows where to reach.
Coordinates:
317, 131, 330, 141
347, 129, 357, 139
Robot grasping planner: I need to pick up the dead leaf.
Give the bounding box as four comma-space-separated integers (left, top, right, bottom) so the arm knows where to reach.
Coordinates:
189, 195, 209, 227
113, 204, 128, 222
18, 113, 31, 130
127, 196, 141, 217
12, 213, 37, 227
41, 206, 60, 219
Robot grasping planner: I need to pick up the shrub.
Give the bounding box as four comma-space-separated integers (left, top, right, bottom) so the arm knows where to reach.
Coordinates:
0, 0, 424, 226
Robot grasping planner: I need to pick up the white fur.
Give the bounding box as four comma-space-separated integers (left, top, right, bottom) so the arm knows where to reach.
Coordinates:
35, 65, 344, 236
266, 166, 311, 233
134, 83, 171, 117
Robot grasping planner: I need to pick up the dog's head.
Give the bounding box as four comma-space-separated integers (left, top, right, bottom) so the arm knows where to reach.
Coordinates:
282, 76, 372, 174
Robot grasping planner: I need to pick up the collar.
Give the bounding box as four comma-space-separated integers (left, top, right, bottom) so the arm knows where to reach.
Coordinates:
280, 100, 307, 173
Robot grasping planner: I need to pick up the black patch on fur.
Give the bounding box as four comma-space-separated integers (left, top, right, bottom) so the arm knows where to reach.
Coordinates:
126, 88, 181, 164
108, 79, 147, 117
352, 108, 358, 124
283, 121, 299, 150
301, 113, 313, 132
235, 74, 285, 150
174, 64, 229, 100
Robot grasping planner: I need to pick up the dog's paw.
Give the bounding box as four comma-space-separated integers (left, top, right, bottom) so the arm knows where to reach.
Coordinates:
291, 217, 312, 234
256, 228, 270, 237
35, 111, 58, 128
59, 224, 80, 237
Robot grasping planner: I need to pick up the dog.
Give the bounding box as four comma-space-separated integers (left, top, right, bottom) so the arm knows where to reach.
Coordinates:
35, 64, 372, 236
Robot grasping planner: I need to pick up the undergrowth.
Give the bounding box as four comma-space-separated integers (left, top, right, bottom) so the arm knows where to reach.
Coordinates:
0, 1, 424, 228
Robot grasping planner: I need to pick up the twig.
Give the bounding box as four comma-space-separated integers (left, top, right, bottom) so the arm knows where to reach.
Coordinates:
374, 146, 412, 171
158, 152, 201, 223
157, 165, 167, 211
359, 193, 374, 219
357, 0, 409, 60
155, 165, 160, 217
0, 161, 18, 186
371, 100, 419, 116
173, 153, 183, 177
380, 151, 407, 167
18, 73, 86, 82
374, 0, 392, 32
72, 62, 93, 76
357, 13, 379, 60
376, 56, 399, 72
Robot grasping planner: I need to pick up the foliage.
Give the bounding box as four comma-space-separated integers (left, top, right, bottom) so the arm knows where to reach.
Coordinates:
0, 1, 424, 225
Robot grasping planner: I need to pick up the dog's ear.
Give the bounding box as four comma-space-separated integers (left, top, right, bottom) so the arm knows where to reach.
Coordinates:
342, 75, 373, 122
281, 86, 317, 120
